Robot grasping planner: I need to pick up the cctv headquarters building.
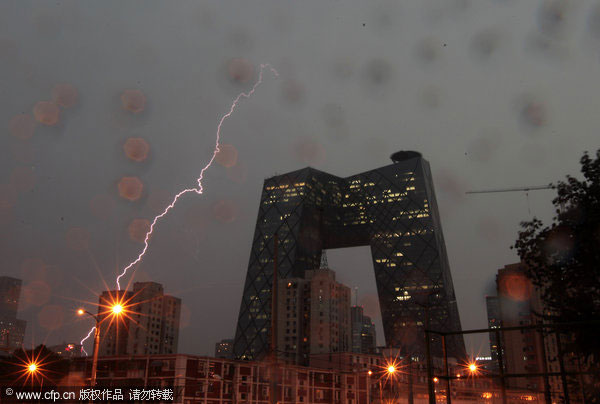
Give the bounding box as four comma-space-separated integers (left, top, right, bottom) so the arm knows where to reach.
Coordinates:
233, 151, 466, 361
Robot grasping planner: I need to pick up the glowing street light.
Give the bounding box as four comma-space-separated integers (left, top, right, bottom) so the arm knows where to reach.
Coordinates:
77, 308, 100, 386
387, 365, 396, 374
78, 298, 128, 386
27, 363, 38, 373
469, 363, 478, 373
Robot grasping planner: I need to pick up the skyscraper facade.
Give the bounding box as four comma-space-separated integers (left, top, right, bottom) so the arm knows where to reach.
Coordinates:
234, 151, 465, 361
98, 282, 181, 356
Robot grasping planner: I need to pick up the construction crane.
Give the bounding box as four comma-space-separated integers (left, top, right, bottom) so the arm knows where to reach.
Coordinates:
465, 184, 554, 194
466, 184, 555, 214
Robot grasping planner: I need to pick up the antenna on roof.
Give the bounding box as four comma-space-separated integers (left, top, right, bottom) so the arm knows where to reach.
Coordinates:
320, 251, 329, 269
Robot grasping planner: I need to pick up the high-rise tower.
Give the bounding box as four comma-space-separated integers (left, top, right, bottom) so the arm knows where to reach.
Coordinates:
234, 151, 465, 361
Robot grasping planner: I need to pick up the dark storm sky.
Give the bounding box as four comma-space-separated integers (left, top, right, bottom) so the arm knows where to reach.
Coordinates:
1, 0, 599, 356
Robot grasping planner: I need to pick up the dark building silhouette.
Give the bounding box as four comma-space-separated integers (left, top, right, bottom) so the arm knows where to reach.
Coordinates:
215, 339, 234, 359
351, 306, 377, 354
234, 152, 465, 361
0, 276, 27, 352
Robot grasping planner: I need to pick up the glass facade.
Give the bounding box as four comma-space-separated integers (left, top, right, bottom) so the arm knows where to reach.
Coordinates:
233, 152, 466, 361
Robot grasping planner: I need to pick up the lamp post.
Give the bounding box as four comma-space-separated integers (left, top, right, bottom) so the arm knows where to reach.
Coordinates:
78, 304, 123, 386
367, 370, 372, 404
386, 364, 396, 402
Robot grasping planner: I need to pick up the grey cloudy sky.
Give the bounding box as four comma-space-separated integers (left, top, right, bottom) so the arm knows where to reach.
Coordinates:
1, 0, 599, 356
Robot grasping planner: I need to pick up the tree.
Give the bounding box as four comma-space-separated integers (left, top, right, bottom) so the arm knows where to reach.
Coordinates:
514, 150, 600, 400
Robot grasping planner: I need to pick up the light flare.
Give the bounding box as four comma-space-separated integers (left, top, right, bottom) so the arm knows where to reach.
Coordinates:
11, 348, 52, 386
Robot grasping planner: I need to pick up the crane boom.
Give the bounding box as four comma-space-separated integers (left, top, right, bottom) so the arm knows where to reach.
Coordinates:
466, 184, 554, 194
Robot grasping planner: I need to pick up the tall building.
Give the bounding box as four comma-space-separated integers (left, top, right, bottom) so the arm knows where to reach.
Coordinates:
496, 264, 547, 391
0, 276, 27, 352
98, 282, 181, 356
234, 151, 465, 361
489, 263, 585, 401
485, 295, 502, 367
351, 306, 376, 354
276, 259, 351, 365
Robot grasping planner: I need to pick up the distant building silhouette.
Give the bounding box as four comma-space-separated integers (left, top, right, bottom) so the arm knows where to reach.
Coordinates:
234, 152, 465, 361
215, 339, 234, 359
48, 342, 82, 358
98, 282, 181, 356
351, 306, 376, 354
0, 276, 26, 352
485, 295, 501, 371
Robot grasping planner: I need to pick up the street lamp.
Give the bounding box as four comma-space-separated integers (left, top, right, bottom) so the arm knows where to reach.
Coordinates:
77, 309, 101, 386
77, 303, 124, 387
367, 370, 372, 404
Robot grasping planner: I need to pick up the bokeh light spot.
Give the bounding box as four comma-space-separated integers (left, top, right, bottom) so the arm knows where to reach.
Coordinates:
212, 200, 238, 223
0, 183, 18, 209
90, 194, 115, 219
543, 226, 575, 264
123, 137, 150, 162
118, 176, 144, 201
226, 160, 248, 184
33, 101, 60, 126
38, 304, 65, 331
9, 114, 36, 140
11, 141, 35, 164
500, 273, 532, 301
51, 83, 79, 108
10, 166, 36, 193
470, 29, 500, 60
363, 59, 393, 88
281, 79, 306, 105
292, 138, 325, 165
128, 218, 151, 243
65, 227, 90, 251
21, 258, 47, 281
538, 1, 567, 38
215, 143, 238, 168
227, 58, 255, 84
120, 89, 146, 114
415, 38, 440, 64
519, 98, 546, 128
22, 280, 51, 307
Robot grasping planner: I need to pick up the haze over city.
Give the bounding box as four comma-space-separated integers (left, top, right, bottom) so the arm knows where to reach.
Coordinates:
2, 0, 600, 361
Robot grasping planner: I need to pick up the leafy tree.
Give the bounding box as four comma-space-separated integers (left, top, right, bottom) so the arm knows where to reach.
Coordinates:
514, 150, 600, 400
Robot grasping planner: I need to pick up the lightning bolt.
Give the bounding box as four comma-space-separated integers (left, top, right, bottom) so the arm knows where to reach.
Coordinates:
80, 326, 95, 356
80, 63, 278, 355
